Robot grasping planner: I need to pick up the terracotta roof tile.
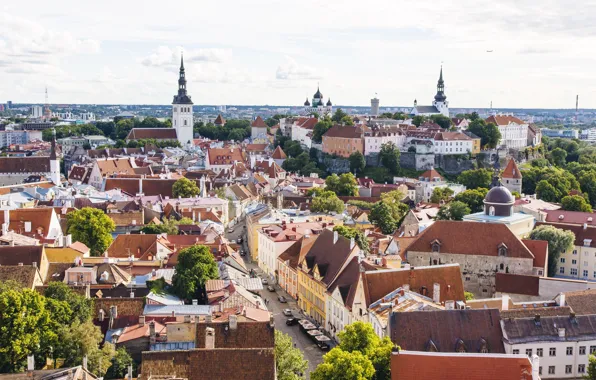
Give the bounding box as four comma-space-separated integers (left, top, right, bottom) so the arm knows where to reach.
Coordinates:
271, 146, 287, 159
0, 265, 40, 288
323, 125, 364, 139
564, 289, 596, 315
495, 273, 539, 296
543, 211, 596, 227
303, 229, 358, 286
251, 116, 268, 128
0, 245, 44, 266
502, 158, 522, 179
126, 128, 177, 140
214, 114, 225, 125
0, 157, 51, 174
486, 115, 526, 126
521, 239, 548, 268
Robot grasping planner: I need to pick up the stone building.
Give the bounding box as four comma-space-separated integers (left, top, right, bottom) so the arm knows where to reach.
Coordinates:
501, 158, 523, 195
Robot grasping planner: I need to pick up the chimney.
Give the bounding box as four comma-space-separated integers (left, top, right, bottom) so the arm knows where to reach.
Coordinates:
139, 315, 145, 326
27, 354, 34, 373
531, 355, 540, 380
269, 315, 275, 328
205, 327, 215, 349
558, 327, 566, 337
149, 321, 156, 344
1, 223, 7, 236
127, 364, 133, 380
83, 355, 88, 370
192, 299, 198, 306
229, 314, 238, 330
130, 291, 135, 298
497, 293, 509, 310
32, 262, 37, 268
110, 305, 118, 319
558, 292, 566, 306
333, 231, 338, 244
433, 283, 440, 303
3, 209, 9, 226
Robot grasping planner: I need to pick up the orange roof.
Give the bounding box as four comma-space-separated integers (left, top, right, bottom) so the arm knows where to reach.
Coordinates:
271, 146, 287, 159
8, 208, 57, 239
95, 158, 136, 177
502, 158, 522, 179
207, 147, 244, 166
214, 114, 225, 125
251, 116, 268, 128
419, 168, 443, 181
486, 115, 526, 126
118, 321, 166, 343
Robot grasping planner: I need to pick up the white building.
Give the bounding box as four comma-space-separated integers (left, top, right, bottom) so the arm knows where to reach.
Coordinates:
370, 97, 380, 117
364, 126, 406, 155
303, 86, 332, 115
31, 105, 44, 119
172, 55, 194, 146
411, 67, 449, 117
290, 117, 318, 149
486, 115, 529, 150
80, 112, 96, 122
395, 168, 466, 203
431, 132, 475, 155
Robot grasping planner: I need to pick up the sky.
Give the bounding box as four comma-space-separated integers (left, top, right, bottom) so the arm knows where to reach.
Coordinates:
2, 0, 596, 108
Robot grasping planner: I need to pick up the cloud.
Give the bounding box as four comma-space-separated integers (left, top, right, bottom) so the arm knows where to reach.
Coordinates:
517, 47, 558, 55
141, 46, 232, 68
276, 56, 323, 81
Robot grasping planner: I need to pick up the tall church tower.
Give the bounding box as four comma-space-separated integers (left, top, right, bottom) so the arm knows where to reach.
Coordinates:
172, 54, 194, 146
49, 128, 61, 186
432, 66, 449, 117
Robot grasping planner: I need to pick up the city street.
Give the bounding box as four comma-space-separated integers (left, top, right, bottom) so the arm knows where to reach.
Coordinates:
226, 218, 324, 376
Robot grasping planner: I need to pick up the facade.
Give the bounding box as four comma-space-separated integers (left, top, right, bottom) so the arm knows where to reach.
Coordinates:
322, 125, 365, 158
31, 105, 44, 118
542, 222, 596, 281
290, 117, 318, 149
502, 158, 523, 194
172, 55, 194, 146
251, 116, 268, 140
88, 157, 136, 189
411, 67, 449, 117
542, 128, 578, 139
432, 132, 475, 155
395, 169, 465, 203
303, 86, 332, 115
0, 130, 33, 148
486, 115, 529, 149
528, 124, 543, 146
204, 147, 244, 173
370, 97, 380, 116
364, 126, 406, 155
326, 256, 360, 340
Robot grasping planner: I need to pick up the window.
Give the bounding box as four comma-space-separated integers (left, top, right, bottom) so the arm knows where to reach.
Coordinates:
585, 261, 589, 267
590, 345, 596, 354
566, 365, 572, 374
579, 364, 586, 373
513, 349, 519, 354
580, 346, 586, 355
548, 366, 555, 375
584, 270, 589, 277
572, 259, 577, 265
539, 367, 542, 375
571, 268, 578, 276
537, 348, 543, 357
526, 348, 532, 357
560, 267, 565, 274
567, 346, 573, 355
549, 347, 556, 356
561, 258, 566, 263
573, 250, 578, 255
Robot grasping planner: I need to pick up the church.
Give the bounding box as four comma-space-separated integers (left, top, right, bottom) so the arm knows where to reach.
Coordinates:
303, 85, 332, 115
172, 55, 194, 146
411, 67, 449, 117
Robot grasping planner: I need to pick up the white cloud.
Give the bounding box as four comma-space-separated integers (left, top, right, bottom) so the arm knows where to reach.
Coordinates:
276, 56, 323, 81
141, 46, 232, 68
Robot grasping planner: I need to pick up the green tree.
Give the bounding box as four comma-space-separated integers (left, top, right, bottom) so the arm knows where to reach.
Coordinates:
67, 208, 115, 256
369, 202, 398, 234
311, 191, 345, 214
284, 140, 304, 158
457, 168, 493, 190
412, 115, 426, 127
312, 117, 333, 143
561, 195, 593, 212
585, 354, 596, 379
115, 119, 134, 140
536, 180, 559, 202
56, 320, 114, 376
333, 225, 369, 253
325, 173, 358, 196
454, 188, 488, 213
105, 347, 136, 379
349, 151, 366, 174
172, 177, 200, 198
468, 119, 501, 148
464, 291, 475, 301
311, 348, 375, 380
430, 187, 454, 203
172, 245, 219, 302
44, 282, 93, 324
549, 147, 568, 167
430, 114, 451, 130
436, 201, 471, 221
379, 190, 409, 222
578, 170, 596, 207
340, 115, 354, 126
141, 217, 195, 235
379, 142, 401, 174
530, 225, 575, 277
332, 108, 348, 123
275, 330, 308, 380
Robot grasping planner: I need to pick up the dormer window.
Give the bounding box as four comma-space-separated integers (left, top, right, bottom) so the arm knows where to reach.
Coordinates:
431, 239, 441, 253
455, 339, 467, 353
498, 243, 508, 257
479, 338, 489, 353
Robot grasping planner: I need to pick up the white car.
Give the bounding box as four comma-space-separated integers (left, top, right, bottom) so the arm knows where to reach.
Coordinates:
283, 309, 293, 316
228, 227, 234, 233
261, 278, 268, 285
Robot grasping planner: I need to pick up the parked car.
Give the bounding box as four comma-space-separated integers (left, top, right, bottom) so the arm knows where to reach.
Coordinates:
283, 309, 293, 316
278, 296, 287, 303
230, 240, 236, 244
267, 285, 275, 292
261, 278, 268, 285
317, 341, 330, 351
239, 250, 246, 256
286, 317, 300, 326
228, 227, 234, 233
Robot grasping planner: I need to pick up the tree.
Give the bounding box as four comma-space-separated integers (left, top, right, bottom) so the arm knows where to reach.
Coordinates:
312, 118, 333, 143
457, 168, 493, 190
379, 142, 400, 174
349, 151, 366, 174
467, 119, 501, 148
536, 180, 559, 203
332, 108, 348, 123
105, 348, 136, 379
412, 115, 426, 127
67, 208, 115, 256
114, 119, 134, 140
530, 225, 575, 277
454, 188, 488, 213
44, 282, 93, 324
464, 291, 475, 301
283, 140, 304, 158
379, 190, 409, 222
578, 170, 596, 207
275, 330, 308, 380
586, 354, 596, 380
430, 187, 454, 203
436, 201, 471, 221
141, 217, 195, 235
172, 177, 200, 198
311, 191, 345, 214
549, 147, 568, 167
172, 245, 219, 302
430, 114, 451, 130
340, 115, 354, 126
561, 195, 593, 212
325, 173, 358, 196
311, 348, 375, 380
369, 202, 398, 234
56, 320, 114, 376
333, 225, 369, 253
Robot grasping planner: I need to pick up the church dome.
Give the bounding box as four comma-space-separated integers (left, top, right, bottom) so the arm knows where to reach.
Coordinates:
483, 185, 514, 217
326, 99, 332, 106
304, 98, 310, 106
314, 88, 323, 99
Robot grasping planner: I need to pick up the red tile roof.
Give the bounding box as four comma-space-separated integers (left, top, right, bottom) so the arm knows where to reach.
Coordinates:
495, 273, 540, 296
486, 115, 526, 126
8, 208, 57, 239
323, 125, 364, 139
126, 128, 177, 140
543, 210, 596, 226
118, 321, 166, 343
251, 116, 268, 128
214, 114, 225, 125
502, 158, 522, 179
296, 117, 318, 130
521, 239, 548, 268
96, 158, 136, 177
271, 146, 287, 159
0, 157, 51, 174
419, 168, 443, 181
207, 147, 244, 166
0, 246, 44, 267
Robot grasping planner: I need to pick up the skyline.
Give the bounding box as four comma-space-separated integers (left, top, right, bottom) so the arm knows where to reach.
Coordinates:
2, 1, 596, 109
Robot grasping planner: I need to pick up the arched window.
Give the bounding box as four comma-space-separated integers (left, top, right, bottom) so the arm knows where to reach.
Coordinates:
500, 263, 504, 270
498, 243, 508, 257
489, 206, 495, 216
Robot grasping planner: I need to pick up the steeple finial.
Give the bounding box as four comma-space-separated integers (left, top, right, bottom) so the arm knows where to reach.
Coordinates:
180, 51, 184, 71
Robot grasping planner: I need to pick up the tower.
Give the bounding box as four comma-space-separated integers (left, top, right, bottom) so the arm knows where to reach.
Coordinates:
432, 66, 449, 117
43, 87, 52, 120
172, 54, 194, 146
49, 128, 61, 186
371, 96, 380, 117
501, 158, 522, 195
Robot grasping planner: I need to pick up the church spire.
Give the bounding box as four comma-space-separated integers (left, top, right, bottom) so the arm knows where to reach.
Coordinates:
434, 65, 447, 102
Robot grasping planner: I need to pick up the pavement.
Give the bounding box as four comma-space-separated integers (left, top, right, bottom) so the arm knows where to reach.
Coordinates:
226, 217, 324, 376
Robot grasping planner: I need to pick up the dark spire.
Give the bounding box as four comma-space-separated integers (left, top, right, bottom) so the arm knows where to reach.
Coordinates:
50, 128, 57, 160
173, 53, 193, 105
180, 52, 185, 71
434, 65, 447, 102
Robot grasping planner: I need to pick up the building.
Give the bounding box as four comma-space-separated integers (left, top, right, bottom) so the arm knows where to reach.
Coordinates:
88, 157, 136, 189
0, 130, 34, 148
395, 168, 465, 203
486, 115, 529, 150
501, 313, 596, 378
364, 126, 406, 155
371, 97, 380, 116
277, 235, 316, 299
290, 117, 318, 149
542, 128, 578, 140
31, 105, 44, 119
325, 256, 360, 340
411, 67, 449, 117
391, 351, 539, 380
303, 85, 332, 115
322, 125, 365, 158
432, 132, 475, 155
405, 220, 545, 297
502, 158, 523, 194
126, 128, 178, 142
528, 124, 543, 146
172, 55, 194, 146
204, 147, 244, 173
250, 116, 268, 140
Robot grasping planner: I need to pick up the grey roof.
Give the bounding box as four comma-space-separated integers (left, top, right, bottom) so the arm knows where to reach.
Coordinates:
502, 314, 596, 344
415, 105, 440, 114
234, 277, 264, 292
143, 304, 211, 316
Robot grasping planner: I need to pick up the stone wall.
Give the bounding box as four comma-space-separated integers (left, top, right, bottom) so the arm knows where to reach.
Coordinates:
314, 150, 350, 173
435, 155, 476, 174
365, 152, 380, 167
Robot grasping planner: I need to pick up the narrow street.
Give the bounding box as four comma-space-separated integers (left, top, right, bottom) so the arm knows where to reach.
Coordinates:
226, 217, 324, 376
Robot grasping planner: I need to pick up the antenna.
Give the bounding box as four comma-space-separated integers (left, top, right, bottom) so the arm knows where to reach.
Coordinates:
576, 95, 579, 124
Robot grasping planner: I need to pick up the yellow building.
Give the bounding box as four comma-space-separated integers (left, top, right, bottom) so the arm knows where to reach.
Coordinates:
297, 229, 359, 325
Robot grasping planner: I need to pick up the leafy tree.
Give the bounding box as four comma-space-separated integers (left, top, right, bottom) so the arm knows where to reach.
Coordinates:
115, 119, 134, 140
536, 180, 559, 203
464, 291, 475, 301
283, 140, 304, 158
275, 330, 308, 380
457, 168, 493, 190
172, 245, 219, 302
347, 200, 376, 210
56, 320, 114, 376
549, 147, 568, 167
172, 177, 200, 198
228, 129, 245, 142
467, 119, 501, 148
312, 117, 333, 143
349, 151, 366, 174
430, 114, 451, 130
141, 217, 195, 235
561, 195, 593, 212
379, 190, 409, 222
340, 115, 354, 126
67, 208, 115, 256
325, 173, 358, 196
531, 158, 550, 168
44, 282, 93, 324
522, 166, 580, 199
392, 112, 407, 120
106, 347, 136, 379
379, 142, 401, 174
436, 201, 471, 221
586, 354, 596, 379
454, 188, 488, 213
96, 121, 116, 138
430, 187, 454, 203
332, 108, 348, 123
369, 202, 398, 234
578, 170, 596, 207
333, 225, 369, 253
412, 115, 426, 127
311, 348, 375, 380
530, 225, 575, 277
311, 191, 345, 214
